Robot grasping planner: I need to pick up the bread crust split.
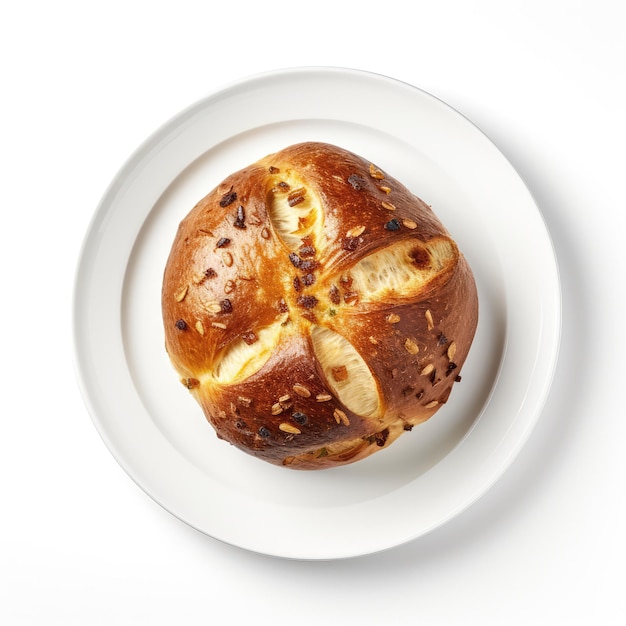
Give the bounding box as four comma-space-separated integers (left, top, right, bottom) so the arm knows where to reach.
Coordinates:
162, 142, 478, 469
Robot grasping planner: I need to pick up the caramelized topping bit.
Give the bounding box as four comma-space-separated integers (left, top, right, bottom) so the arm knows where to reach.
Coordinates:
293, 384, 311, 398
279, 422, 301, 434
299, 236, 315, 251
192, 272, 207, 285
175, 285, 189, 302
220, 299, 233, 313
288, 252, 302, 268
241, 331, 258, 345
369, 164, 385, 179
287, 187, 307, 207
316, 393, 333, 402
216, 237, 231, 248
375, 428, 389, 446
219, 188, 237, 207
291, 411, 308, 425
420, 363, 435, 376
343, 291, 359, 305
409, 246, 431, 268
342, 236, 360, 251
384, 218, 401, 231
331, 365, 348, 382
334, 408, 350, 426
404, 338, 419, 354
182, 377, 200, 389
234, 205, 246, 229
425, 309, 434, 331
175, 319, 188, 330
300, 259, 320, 272
258, 426, 271, 438
269, 166, 280, 174
204, 268, 217, 279
347, 174, 366, 190
329, 285, 341, 305
302, 273, 316, 286
446, 362, 458, 376
299, 258, 319, 271
297, 295, 318, 309
346, 225, 366, 238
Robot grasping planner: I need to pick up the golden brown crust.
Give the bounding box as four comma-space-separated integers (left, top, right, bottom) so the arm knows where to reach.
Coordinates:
162, 142, 478, 469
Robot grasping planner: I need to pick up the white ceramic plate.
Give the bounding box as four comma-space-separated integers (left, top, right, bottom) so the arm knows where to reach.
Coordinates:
73, 67, 560, 560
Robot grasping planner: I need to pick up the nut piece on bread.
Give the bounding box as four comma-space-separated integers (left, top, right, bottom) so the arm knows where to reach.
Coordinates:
162, 142, 478, 470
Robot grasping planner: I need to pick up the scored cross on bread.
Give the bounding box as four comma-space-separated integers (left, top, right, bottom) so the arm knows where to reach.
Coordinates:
162, 142, 478, 469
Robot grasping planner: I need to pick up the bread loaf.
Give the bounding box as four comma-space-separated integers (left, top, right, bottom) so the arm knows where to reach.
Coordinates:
162, 142, 478, 469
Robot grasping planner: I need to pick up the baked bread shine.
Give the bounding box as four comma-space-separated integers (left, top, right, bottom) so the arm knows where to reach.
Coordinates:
162, 142, 478, 469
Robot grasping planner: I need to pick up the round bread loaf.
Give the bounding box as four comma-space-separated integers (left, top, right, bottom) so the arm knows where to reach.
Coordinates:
162, 142, 478, 469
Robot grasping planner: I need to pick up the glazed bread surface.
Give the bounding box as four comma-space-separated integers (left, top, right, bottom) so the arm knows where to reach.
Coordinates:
161, 142, 478, 469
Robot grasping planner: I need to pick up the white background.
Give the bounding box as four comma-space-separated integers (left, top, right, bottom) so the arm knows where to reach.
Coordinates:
2, 1, 625, 624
